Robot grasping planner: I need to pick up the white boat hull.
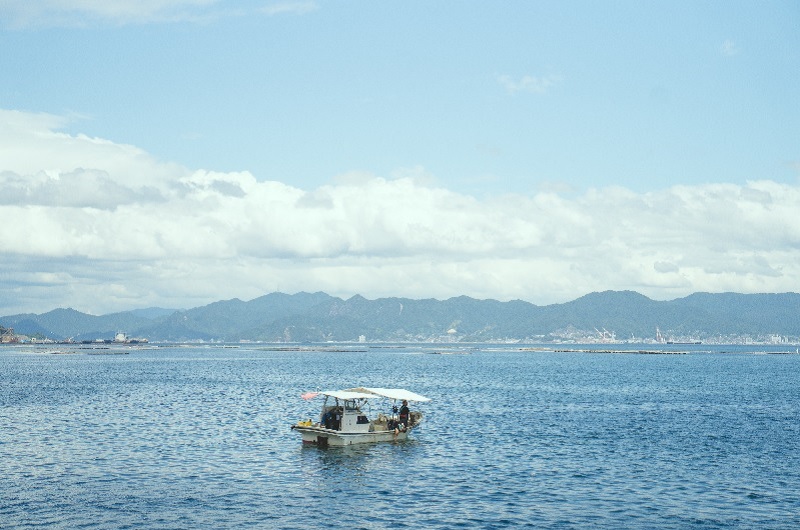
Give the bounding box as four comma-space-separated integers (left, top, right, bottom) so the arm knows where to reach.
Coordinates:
293, 425, 414, 447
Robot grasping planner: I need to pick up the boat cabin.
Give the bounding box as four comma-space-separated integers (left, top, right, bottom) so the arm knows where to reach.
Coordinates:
321, 396, 371, 432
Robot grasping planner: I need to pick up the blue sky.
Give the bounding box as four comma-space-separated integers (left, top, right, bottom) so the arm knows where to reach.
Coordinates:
1, 1, 799, 315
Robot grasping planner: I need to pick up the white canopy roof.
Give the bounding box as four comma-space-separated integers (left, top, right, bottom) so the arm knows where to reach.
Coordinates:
318, 390, 376, 401
346, 387, 431, 402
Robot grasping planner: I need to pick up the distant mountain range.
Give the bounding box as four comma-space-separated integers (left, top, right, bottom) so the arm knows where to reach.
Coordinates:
2, 291, 799, 343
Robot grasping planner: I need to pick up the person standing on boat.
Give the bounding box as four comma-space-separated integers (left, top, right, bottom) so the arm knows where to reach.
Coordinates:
399, 400, 410, 427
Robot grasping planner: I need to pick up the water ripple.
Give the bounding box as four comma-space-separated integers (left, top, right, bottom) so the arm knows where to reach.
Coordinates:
1, 346, 799, 528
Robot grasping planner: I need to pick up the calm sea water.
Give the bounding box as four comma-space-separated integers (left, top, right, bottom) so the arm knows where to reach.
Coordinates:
2, 343, 799, 529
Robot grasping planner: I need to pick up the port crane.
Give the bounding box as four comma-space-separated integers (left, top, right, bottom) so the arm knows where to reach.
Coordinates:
594, 327, 616, 341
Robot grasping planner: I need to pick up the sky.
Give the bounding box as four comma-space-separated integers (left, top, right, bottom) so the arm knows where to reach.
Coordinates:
1, 1, 799, 315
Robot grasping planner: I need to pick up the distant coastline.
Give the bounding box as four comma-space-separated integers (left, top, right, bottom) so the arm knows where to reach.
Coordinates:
2, 290, 799, 345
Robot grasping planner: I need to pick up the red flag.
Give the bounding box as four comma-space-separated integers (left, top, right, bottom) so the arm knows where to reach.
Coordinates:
301, 392, 319, 400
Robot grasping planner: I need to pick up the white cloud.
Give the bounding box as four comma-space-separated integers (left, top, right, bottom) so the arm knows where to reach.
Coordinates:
498, 74, 562, 94
720, 39, 738, 57
0, 0, 317, 27
260, 2, 318, 16
2, 108, 800, 314
0, 0, 221, 27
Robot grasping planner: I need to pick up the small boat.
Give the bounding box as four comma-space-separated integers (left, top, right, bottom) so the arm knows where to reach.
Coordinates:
291, 387, 430, 447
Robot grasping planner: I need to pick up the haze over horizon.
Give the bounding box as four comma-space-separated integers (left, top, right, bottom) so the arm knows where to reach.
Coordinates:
2, 1, 798, 315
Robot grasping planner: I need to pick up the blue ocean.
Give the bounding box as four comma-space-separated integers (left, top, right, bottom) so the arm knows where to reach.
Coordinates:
2, 343, 799, 529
